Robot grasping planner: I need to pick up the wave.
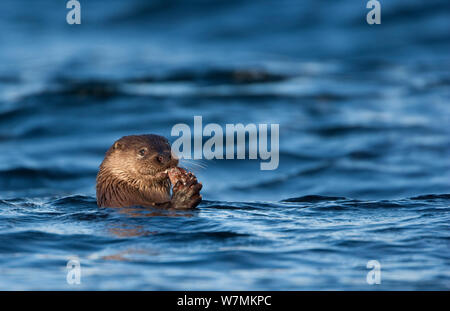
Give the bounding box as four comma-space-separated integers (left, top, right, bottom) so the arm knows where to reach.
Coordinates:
281, 195, 347, 203
409, 194, 450, 200
50, 195, 98, 207
2, 193, 449, 212
0, 167, 91, 181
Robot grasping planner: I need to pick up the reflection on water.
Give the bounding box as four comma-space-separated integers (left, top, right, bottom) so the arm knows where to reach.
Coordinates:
115, 206, 197, 219
108, 225, 156, 238
107, 206, 195, 238
101, 248, 158, 262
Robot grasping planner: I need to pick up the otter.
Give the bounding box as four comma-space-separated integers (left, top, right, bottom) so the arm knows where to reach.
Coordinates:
96, 134, 202, 209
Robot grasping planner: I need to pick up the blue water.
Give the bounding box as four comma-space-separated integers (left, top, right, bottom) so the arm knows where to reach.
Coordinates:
0, 0, 449, 290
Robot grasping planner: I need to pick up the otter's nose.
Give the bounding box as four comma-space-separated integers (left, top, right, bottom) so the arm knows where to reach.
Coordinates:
157, 153, 171, 164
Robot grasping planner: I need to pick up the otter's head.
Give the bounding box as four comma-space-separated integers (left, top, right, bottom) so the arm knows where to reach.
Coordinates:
100, 134, 178, 186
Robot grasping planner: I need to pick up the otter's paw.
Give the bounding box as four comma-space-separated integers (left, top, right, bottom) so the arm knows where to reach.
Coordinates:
171, 174, 202, 209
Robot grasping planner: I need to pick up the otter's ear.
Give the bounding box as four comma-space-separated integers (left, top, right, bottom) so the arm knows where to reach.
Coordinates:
113, 142, 123, 150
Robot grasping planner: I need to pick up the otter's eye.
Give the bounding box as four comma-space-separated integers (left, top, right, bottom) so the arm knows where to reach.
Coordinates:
138, 149, 147, 156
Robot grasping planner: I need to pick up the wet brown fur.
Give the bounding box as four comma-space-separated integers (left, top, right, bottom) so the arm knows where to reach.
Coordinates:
96, 134, 178, 208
